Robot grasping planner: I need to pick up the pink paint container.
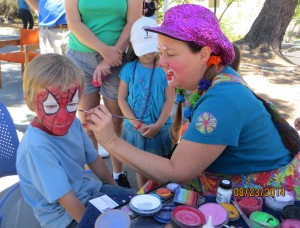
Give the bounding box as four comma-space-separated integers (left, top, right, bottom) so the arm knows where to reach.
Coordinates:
198, 203, 229, 227
235, 196, 263, 217
281, 219, 300, 228
171, 205, 206, 227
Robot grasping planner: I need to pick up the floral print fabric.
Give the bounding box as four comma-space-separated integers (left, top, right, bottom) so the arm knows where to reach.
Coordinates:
195, 112, 217, 134
184, 152, 300, 200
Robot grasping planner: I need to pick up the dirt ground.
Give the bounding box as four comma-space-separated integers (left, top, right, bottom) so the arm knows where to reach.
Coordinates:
237, 47, 300, 127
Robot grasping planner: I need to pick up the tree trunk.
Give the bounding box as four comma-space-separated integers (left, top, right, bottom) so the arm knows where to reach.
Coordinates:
237, 0, 297, 55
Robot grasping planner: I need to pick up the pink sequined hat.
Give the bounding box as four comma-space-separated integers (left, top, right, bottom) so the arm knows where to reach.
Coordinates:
146, 4, 235, 64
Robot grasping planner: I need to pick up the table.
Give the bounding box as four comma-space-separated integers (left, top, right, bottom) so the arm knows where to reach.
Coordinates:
78, 186, 300, 228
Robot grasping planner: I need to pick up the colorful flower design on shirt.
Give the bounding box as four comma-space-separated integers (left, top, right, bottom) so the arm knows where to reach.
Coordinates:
195, 112, 217, 134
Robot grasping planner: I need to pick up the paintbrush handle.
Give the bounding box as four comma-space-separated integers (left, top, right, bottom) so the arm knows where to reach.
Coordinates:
79, 110, 138, 121
112, 115, 139, 121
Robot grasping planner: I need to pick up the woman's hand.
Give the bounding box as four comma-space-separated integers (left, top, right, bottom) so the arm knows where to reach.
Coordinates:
93, 60, 111, 86
83, 105, 118, 146
101, 45, 123, 67
294, 117, 300, 131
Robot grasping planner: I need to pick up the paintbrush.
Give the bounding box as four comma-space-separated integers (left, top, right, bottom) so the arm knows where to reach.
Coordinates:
78, 110, 140, 121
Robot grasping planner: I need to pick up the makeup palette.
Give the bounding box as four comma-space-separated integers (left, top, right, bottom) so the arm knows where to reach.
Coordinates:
173, 188, 198, 207
171, 205, 206, 227
198, 203, 229, 227
129, 194, 162, 216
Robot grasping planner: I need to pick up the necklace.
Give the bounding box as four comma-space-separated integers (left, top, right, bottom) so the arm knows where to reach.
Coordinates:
131, 60, 156, 120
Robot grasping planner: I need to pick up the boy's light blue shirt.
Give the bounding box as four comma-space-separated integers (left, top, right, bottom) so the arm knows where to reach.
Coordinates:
183, 67, 291, 174
16, 118, 102, 228
38, 0, 67, 27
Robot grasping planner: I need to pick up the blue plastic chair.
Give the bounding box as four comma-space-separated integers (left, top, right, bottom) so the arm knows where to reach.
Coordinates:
0, 102, 40, 228
0, 102, 19, 178
0, 101, 19, 227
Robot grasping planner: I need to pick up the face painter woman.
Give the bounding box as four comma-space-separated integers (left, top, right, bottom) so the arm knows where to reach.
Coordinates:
83, 4, 300, 198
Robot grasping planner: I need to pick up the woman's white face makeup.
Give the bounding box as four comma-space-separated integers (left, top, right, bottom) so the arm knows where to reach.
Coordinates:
158, 35, 203, 91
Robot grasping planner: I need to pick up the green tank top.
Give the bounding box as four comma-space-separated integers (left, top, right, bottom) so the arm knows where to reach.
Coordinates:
68, 0, 127, 53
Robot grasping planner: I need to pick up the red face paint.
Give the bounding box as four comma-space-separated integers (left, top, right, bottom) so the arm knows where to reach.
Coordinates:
35, 85, 80, 136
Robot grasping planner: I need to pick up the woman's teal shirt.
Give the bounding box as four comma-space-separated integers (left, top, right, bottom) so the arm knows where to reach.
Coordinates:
68, 1, 127, 53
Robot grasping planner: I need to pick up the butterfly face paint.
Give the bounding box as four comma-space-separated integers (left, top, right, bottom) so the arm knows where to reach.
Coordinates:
35, 85, 80, 136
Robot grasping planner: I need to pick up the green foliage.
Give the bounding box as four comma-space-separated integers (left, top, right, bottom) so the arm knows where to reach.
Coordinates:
220, 18, 243, 42
293, 1, 300, 19
0, 0, 18, 18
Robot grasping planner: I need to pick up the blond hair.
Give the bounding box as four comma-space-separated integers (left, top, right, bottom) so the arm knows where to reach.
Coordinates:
23, 53, 85, 111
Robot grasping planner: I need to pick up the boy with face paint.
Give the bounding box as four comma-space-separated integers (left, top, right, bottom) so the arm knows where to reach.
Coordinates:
17, 54, 135, 228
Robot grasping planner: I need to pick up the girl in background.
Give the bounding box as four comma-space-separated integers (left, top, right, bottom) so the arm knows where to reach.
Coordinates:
118, 17, 175, 188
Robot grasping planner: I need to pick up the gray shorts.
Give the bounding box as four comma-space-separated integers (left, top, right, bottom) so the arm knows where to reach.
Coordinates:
67, 49, 124, 101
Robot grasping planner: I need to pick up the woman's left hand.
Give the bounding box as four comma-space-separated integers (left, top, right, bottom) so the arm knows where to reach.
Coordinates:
83, 105, 118, 146
142, 124, 160, 138
93, 61, 111, 86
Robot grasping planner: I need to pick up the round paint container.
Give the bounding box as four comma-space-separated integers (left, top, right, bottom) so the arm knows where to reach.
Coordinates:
166, 183, 180, 193
153, 204, 175, 224
281, 219, 300, 228
129, 194, 162, 216
198, 203, 229, 227
249, 211, 280, 228
265, 191, 295, 211
281, 205, 300, 220
156, 188, 172, 198
235, 196, 263, 216
94, 209, 130, 228
219, 203, 240, 221
171, 205, 206, 227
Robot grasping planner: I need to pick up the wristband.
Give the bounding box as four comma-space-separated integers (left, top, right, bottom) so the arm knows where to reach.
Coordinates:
135, 121, 142, 129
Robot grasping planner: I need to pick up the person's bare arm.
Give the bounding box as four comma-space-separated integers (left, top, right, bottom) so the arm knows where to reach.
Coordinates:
58, 191, 86, 223
114, 0, 142, 52
65, 0, 122, 67
88, 155, 117, 185
26, 0, 39, 12
118, 80, 141, 128
84, 105, 226, 185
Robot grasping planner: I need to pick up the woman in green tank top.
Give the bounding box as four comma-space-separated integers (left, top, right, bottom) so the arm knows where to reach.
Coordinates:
65, 1, 142, 189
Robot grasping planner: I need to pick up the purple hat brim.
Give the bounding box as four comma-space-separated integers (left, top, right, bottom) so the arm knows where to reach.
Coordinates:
146, 27, 194, 43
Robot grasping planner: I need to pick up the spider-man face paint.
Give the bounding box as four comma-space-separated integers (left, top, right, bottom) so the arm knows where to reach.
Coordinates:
35, 85, 80, 136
